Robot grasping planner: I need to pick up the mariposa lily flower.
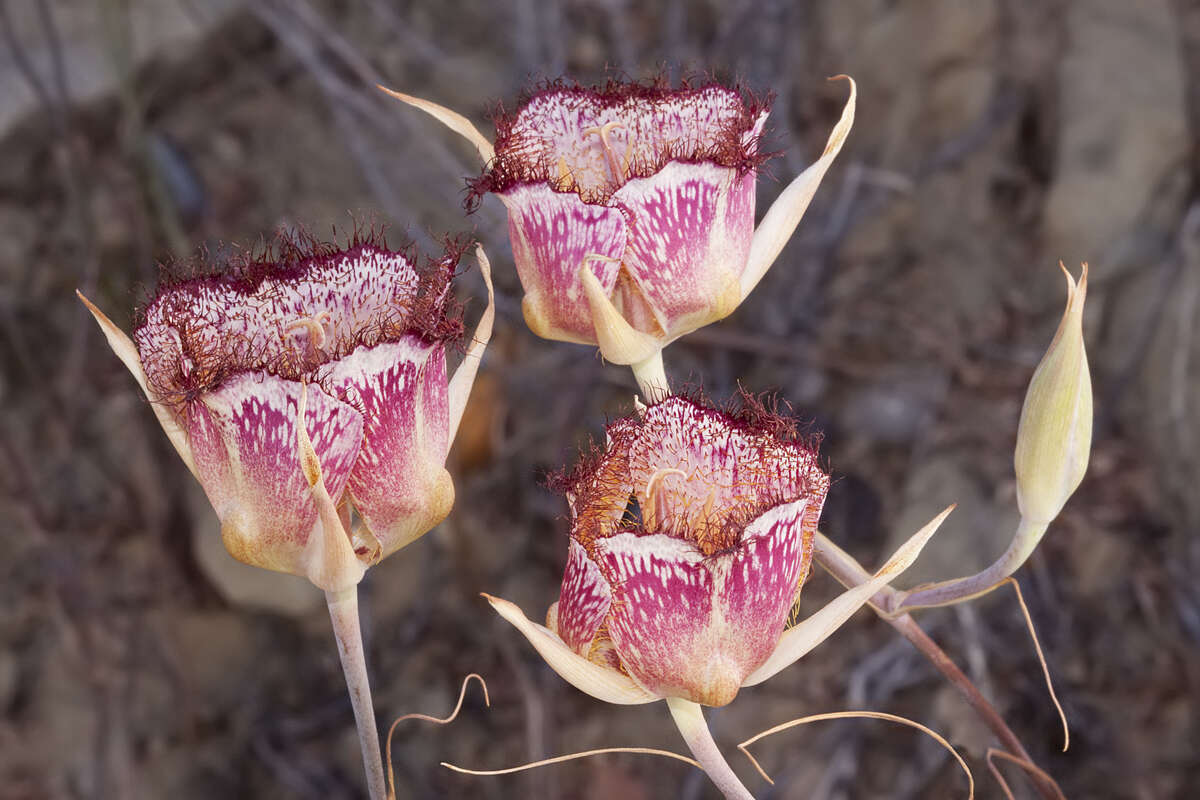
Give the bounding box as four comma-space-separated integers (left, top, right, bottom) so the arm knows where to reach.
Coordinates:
382, 76, 855, 385
486, 394, 948, 708
78, 233, 495, 594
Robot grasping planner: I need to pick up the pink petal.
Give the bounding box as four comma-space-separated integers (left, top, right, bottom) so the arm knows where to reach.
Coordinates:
612, 162, 754, 338
554, 539, 613, 654
501, 184, 626, 344
326, 338, 452, 556
596, 499, 810, 706
187, 373, 363, 574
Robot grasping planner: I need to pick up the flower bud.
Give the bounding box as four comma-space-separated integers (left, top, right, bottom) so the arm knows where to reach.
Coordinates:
1014, 263, 1092, 524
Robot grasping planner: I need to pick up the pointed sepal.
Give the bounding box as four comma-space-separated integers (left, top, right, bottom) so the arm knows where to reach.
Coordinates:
447, 245, 496, 444
377, 85, 495, 164
741, 503, 951, 687
76, 289, 200, 482
484, 593, 658, 705
740, 76, 856, 300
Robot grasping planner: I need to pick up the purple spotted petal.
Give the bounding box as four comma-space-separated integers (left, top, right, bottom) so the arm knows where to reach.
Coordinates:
186, 373, 363, 575
501, 184, 626, 344
555, 539, 613, 655
612, 162, 754, 337
595, 499, 811, 706
327, 338, 452, 556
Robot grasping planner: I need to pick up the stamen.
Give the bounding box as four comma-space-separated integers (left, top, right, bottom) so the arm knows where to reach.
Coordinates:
643, 467, 686, 531
556, 155, 575, 191
582, 121, 628, 186
283, 312, 332, 362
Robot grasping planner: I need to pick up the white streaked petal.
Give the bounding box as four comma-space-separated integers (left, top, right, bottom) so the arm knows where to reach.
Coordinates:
484, 594, 659, 705
741, 503, 951, 687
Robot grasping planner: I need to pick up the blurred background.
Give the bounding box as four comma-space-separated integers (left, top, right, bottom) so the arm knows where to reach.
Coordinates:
2, 0, 1197, 797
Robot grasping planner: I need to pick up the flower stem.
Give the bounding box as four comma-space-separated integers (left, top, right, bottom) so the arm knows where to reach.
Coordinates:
631, 350, 670, 402
326, 587, 387, 800
893, 518, 1048, 612
812, 533, 1059, 800
666, 697, 755, 800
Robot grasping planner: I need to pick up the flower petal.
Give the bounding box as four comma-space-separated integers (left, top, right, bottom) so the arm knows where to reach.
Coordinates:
327, 339, 452, 558
741, 76, 856, 300
741, 504, 952, 687
484, 594, 658, 705
499, 184, 626, 344
596, 499, 811, 706
555, 539, 613, 654
189, 373, 363, 575
628, 397, 829, 542
612, 162, 750, 339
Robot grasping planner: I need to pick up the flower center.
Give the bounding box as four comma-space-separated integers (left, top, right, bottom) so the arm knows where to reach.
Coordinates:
642, 467, 687, 532
283, 311, 332, 365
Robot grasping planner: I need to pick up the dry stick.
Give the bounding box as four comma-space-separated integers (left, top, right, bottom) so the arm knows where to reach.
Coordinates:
813, 533, 1061, 800
386, 674, 490, 800
737, 709, 974, 797
987, 748, 1067, 800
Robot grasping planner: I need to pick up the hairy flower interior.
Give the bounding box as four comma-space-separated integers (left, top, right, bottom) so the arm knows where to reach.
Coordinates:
473, 80, 770, 206
569, 396, 827, 558
134, 235, 461, 409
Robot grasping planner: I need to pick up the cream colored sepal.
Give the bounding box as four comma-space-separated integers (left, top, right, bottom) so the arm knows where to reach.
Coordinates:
76, 290, 200, 482
484, 593, 658, 705
579, 265, 663, 366
743, 504, 951, 687
377, 85, 495, 164
447, 245, 496, 444
740, 76, 856, 300
297, 383, 366, 594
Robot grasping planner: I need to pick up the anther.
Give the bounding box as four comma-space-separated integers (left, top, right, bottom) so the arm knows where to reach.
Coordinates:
284, 312, 331, 358
643, 467, 686, 531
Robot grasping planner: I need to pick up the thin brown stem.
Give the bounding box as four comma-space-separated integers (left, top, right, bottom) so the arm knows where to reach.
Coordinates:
813, 532, 1060, 800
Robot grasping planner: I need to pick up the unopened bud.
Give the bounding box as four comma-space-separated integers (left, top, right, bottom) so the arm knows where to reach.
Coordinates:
1014, 263, 1093, 524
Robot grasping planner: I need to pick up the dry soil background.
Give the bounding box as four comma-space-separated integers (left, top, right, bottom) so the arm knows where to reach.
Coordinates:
1, 1, 1198, 798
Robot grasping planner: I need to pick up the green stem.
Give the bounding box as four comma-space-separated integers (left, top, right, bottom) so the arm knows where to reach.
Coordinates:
326, 587, 387, 800
666, 697, 755, 800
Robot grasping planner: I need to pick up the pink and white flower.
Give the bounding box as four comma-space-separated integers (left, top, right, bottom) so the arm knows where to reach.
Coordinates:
486, 394, 948, 706
78, 233, 495, 593
384, 76, 855, 368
